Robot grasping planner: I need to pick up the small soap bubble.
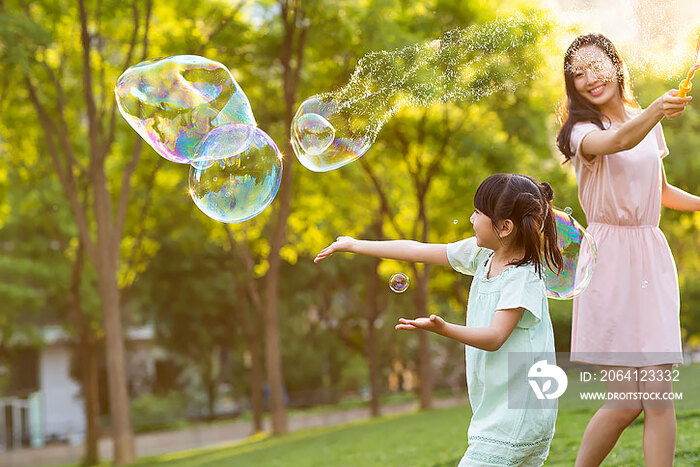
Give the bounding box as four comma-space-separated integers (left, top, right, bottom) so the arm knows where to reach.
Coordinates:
296, 113, 336, 155
453, 219, 459, 224
389, 273, 410, 294
641, 280, 649, 289
564, 206, 573, 215
543, 208, 598, 300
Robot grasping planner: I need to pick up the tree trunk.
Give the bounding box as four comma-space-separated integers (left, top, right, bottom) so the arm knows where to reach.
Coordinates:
91, 145, 134, 464
413, 267, 433, 409
414, 198, 433, 410
246, 320, 265, 432
82, 340, 100, 466
79, 0, 138, 460
206, 375, 217, 420
68, 242, 100, 465
366, 219, 383, 417
225, 228, 265, 433
22, 1, 153, 461
94, 164, 134, 461
262, 0, 308, 434
236, 290, 264, 431
263, 222, 288, 433
236, 294, 264, 431
366, 272, 381, 417
96, 267, 134, 463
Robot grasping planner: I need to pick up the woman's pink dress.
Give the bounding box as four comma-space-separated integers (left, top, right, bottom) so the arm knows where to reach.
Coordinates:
569, 121, 683, 367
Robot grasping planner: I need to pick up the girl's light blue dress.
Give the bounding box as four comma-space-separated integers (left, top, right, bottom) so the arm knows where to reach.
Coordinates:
447, 237, 557, 467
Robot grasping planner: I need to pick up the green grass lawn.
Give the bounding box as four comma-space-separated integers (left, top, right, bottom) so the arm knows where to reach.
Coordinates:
128, 406, 700, 466
127, 364, 700, 466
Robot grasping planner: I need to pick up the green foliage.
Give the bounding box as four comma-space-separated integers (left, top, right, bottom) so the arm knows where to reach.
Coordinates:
129, 224, 243, 411
0, 156, 79, 345
130, 391, 190, 433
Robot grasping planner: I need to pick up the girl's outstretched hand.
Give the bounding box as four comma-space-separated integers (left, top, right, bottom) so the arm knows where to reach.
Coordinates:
314, 236, 356, 263
395, 314, 446, 333
661, 90, 692, 119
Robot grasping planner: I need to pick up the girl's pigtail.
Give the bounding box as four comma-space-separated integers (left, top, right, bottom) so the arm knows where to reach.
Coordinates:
538, 182, 564, 275
512, 192, 546, 277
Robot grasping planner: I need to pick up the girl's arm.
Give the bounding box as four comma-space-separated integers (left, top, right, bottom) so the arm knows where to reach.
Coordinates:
395, 308, 525, 351
662, 165, 700, 211
579, 90, 690, 161
314, 236, 450, 266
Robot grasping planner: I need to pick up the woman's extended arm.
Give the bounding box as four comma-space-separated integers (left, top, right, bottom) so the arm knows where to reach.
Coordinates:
579, 91, 691, 161
661, 165, 700, 211
314, 236, 450, 266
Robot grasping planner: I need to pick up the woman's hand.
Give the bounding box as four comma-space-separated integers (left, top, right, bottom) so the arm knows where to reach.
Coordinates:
395, 314, 447, 333
660, 90, 692, 119
314, 236, 357, 263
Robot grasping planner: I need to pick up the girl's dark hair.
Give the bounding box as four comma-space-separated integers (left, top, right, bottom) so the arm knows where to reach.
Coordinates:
556, 33, 639, 162
473, 173, 563, 277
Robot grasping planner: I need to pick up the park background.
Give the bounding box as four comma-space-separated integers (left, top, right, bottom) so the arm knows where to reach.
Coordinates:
1, 0, 699, 465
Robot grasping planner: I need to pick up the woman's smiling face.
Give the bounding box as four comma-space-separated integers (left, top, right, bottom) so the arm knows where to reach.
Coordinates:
570, 44, 620, 108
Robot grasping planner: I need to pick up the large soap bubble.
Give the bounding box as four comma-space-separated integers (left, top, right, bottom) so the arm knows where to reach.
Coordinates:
291, 96, 371, 172
115, 55, 256, 164
291, 14, 550, 172
189, 124, 282, 223
544, 207, 597, 300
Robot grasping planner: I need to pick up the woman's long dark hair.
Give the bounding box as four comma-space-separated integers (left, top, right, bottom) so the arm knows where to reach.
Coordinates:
556, 33, 639, 162
473, 174, 563, 277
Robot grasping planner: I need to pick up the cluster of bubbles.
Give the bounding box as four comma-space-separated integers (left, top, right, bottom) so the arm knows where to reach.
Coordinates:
551, 0, 700, 81
288, 12, 592, 299
565, 47, 618, 83
291, 14, 550, 172
114, 20, 597, 300
389, 273, 410, 294
543, 207, 597, 300
115, 55, 282, 223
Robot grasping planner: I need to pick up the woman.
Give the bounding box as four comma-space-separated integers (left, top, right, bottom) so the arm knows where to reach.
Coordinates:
557, 33, 700, 466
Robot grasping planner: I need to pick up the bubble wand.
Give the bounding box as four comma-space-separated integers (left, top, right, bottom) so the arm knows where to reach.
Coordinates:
677, 33, 700, 98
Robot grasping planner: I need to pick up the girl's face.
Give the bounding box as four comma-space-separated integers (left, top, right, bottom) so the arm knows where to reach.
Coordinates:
470, 209, 510, 249
570, 45, 619, 108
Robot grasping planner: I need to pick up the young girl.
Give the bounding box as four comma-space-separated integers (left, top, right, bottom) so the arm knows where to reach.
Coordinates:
557, 33, 700, 466
315, 173, 564, 466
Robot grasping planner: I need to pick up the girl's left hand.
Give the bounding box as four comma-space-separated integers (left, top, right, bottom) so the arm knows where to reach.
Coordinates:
395, 314, 446, 332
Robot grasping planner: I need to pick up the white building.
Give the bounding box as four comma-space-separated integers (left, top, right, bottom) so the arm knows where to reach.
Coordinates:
0, 325, 155, 451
